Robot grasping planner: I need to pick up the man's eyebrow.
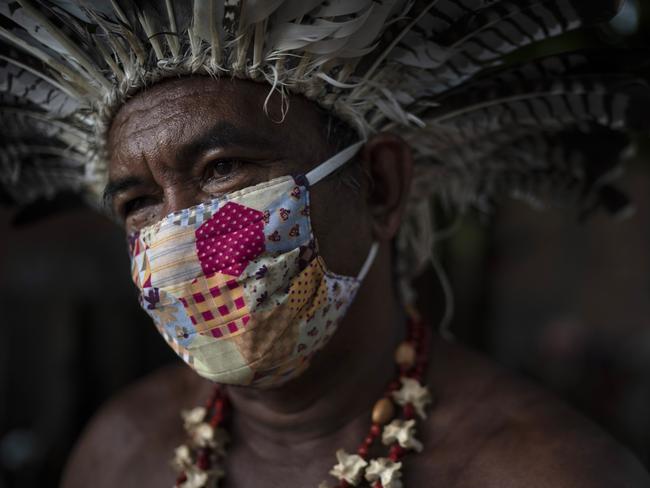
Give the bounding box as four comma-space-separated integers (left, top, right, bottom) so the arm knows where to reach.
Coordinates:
102, 176, 145, 209
102, 123, 276, 209
175, 121, 276, 164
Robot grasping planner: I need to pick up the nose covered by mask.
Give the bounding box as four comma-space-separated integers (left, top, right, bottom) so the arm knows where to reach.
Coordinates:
128, 141, 378, 388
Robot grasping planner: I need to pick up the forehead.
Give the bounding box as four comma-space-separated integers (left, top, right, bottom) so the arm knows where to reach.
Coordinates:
107, 76, 326, 170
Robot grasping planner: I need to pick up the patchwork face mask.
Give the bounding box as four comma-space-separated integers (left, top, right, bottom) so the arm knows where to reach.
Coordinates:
128, 141, 378, 388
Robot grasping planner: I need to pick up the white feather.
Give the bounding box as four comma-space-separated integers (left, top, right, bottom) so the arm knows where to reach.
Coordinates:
17, 0, 111, 90
267, 21, 342, 51
137, 10, 165, 61
240, 0, 285, 28
0, 53, 81, 100
312, 0, 373, 17
0, 25, 100, 98
273, 0, 326, 24
164, 0, 180, 57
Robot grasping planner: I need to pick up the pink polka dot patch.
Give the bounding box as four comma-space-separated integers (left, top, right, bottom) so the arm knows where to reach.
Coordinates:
195, 202, 265, 277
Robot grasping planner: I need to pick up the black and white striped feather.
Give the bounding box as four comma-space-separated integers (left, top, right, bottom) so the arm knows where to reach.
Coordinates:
0, 0, 646, 230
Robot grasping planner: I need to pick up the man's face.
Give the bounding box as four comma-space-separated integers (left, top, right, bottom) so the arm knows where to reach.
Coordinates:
106, 76, 373, 276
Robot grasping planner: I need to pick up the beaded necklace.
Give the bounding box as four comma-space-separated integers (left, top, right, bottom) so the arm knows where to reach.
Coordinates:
173, 309, 433, 488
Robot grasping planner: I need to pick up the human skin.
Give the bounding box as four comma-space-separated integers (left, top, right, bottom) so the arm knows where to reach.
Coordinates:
61, 77, 650, 487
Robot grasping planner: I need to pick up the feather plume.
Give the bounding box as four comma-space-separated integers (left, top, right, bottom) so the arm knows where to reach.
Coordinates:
1, 0, 647, 283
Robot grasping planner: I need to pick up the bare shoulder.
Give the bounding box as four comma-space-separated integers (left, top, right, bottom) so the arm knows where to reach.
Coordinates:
421, 337, 650, 488
60, 363, 209, 488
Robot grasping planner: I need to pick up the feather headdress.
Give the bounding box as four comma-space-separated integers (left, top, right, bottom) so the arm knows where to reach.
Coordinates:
1, 0, 649, 280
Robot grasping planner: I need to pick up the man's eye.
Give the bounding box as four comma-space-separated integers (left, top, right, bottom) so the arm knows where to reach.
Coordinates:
122, 196, 154, 218
206, 159, 240, 181
203, 159, 242, 193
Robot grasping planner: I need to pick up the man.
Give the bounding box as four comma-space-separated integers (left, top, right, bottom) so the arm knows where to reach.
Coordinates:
53, 74, 647, 487
1, 1, 649, 487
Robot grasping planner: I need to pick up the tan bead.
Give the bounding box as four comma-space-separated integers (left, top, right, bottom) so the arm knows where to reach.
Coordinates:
372, 397, 395, 425
395, 341, 416, 368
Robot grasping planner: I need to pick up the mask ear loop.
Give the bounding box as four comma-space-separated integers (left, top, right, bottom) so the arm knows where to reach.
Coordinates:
305, 140, 377, 282
305, 140, 365, 186
357, 242, 379, 282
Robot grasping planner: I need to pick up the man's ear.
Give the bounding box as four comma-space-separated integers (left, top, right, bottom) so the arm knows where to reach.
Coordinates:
360, 132, 413, 241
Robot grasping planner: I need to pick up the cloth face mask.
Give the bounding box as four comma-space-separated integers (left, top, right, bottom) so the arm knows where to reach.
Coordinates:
128, 142, 378, 388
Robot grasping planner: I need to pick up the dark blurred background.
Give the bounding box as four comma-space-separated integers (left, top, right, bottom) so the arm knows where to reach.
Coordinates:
1, 2, 650, 486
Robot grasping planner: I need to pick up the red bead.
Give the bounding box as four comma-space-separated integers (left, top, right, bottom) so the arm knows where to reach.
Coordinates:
387, 380, 401, 392
205, 387, 221, 409
338, 480, 350, 488
373, 482, 383, 488
357, 445, 369, 458
211, 411, 224, 425
403, 404, 415, 419
197, 449, 211, 470
364, 435, 375, 446
389, 444, 405, 461
215, 399, 224, 412
370, 423, 381, 437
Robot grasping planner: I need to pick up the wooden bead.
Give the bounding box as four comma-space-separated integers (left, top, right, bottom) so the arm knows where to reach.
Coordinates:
372, 397, 395, 425
395, 341, 416, 368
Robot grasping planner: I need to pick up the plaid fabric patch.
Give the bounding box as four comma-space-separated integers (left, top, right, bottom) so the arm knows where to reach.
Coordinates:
169, 199, 220, 226
131, 250, 152, 289
178, 272, 251, 340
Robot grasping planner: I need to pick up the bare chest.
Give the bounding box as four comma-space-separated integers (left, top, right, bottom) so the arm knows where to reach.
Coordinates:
121, 430, 468, 488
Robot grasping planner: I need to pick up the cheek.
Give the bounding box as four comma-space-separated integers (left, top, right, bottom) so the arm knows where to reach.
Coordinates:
309, 179, 373, 276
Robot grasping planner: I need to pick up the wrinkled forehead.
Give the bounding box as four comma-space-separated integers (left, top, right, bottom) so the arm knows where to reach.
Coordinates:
107, 76, 328, 167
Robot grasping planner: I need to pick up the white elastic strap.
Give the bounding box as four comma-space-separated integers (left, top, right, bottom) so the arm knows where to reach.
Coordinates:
305, 140, 365, 186
357, 242, 379, 282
